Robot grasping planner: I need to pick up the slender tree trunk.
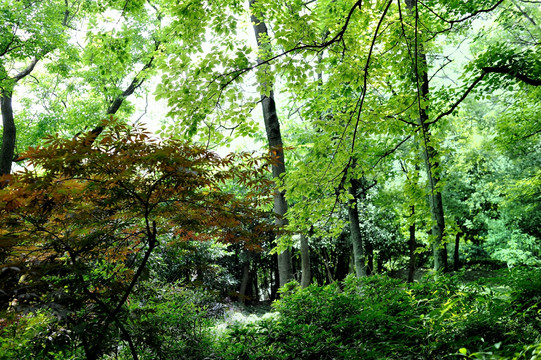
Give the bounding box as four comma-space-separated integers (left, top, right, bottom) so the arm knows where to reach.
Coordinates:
300, 234, 311, 288
250, 1, 294, 287
0, 94, 16, 176
270, 252, 279, 300
348, 181, 366, 277
408, 205, 416, 283
454, 232, 462, 272
405, 0, 447, 272
365, 241, 374, 275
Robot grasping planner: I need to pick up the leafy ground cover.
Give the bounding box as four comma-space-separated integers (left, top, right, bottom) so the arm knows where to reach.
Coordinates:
1, 268, 540, 359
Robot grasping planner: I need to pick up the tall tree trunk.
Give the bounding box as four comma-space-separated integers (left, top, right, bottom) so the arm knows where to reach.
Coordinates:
408, 205, 416, 283
250, 1, 294, 287
405, 0, 447, 272
0, 94, 16, 176
300, 234, 311, 288
348, 181, 366, 277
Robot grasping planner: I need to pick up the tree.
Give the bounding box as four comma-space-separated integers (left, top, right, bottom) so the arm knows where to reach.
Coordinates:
12, 0, 163, 156
0, 119, 272, 359
250, 0, 294, 287
0, 0, 78, 175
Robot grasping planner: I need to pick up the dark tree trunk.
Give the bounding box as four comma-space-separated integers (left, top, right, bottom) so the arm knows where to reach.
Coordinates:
365, 240, 374, 275
334, 230, 351, 281
0, 94, 16, 176
239, 261, 250, 303
270, 252, 279, 300
454, 232, 463, 272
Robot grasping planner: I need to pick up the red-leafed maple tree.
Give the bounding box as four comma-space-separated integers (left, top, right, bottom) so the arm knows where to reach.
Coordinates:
0, 119, 272, 360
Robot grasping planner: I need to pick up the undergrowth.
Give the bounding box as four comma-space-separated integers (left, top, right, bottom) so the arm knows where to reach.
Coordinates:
1, 268, 540, 359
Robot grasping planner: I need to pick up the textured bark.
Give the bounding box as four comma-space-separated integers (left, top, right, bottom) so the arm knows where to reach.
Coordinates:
250, 1, 294, 287
405, 0, 448, 272
0, 95, 16, 176
300, 234, 311, 288
348, 182, 366, 277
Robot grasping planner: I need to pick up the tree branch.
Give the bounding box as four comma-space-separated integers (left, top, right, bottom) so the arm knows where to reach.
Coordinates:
482, 66, 541, 86
13, 57, 39, 82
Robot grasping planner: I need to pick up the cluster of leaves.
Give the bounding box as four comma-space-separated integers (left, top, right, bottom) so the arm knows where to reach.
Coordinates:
215, 270, 541, 360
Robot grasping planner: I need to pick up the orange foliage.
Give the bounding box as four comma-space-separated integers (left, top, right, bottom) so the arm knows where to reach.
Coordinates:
0, 118, 273, 315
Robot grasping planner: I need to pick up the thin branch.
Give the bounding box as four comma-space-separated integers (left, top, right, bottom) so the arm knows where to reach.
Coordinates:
427, 72, 486, 125
419, 0, 505, 25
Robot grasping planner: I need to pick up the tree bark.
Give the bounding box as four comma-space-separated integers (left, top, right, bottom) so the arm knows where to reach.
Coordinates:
348, 182, 366, 277
250, 1, 294, 287
300, 234, 311, 288
0, 58, 39, 177
405, 0, 447, 272
0, 94, 16, 176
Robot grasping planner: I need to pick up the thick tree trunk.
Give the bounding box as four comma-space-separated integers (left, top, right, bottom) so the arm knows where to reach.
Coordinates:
348, 182, 366, 277
405, 0, 447, 272
300, 234, 311, 288
250, 2, 294, 287
0, 94, 16, 176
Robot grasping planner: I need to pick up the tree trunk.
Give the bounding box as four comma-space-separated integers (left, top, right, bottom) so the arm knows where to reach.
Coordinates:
300, 234, 311, 288
0, 58, 39, 177
454, 232, 462, 272
408, 206, 416, 283
270, 252, 279, 300
250, 1, 294, 287
239, 261, 250, 303
0, 94, 16, 176
348, 182, 366, 277
334, 230, 351, 281
405, 0, 447, 272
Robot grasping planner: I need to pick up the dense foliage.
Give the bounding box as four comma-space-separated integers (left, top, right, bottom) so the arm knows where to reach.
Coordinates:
1, 0, 540, 358
2, 270, 540, 359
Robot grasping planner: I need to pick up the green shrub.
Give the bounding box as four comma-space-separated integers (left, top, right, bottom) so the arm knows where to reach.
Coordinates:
215, 272, 541, 360
122, 281, 217, 360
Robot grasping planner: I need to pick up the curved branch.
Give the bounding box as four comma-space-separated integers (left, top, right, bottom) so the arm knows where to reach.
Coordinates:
482, 65, 541, 85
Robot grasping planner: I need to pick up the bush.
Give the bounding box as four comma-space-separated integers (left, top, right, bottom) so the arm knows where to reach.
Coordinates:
215, 272, 541, 360
120, 281, 218, 360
